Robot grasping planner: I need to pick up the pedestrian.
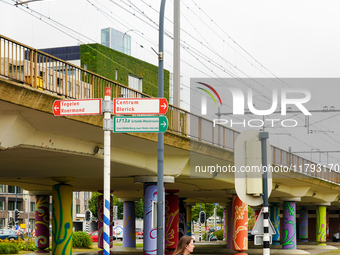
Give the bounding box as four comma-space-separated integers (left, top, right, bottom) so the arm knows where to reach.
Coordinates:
173, 235, 195, 255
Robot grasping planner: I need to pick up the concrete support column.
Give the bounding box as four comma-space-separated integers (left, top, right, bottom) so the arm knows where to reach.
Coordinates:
299, 207, 308, 242
326, 209, 329, 241
123, 201, 136, 247
52, 184, 73, 255
143, 182, 162, 255
98, 195, 113, 249
270, 202, 280, 245
178, 198, 187, 239
282, 200, 297, 250
186, 205, 192, 237
227, 200, 233, 249
165, 191, 179, 250
34, 195, 50, 253
136, 176, 173, 255
223, 207, 226, 241
316, 205, 327, 245
232, 195, 248, 253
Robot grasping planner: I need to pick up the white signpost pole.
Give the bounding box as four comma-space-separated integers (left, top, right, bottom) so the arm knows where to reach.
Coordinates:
103, 88, 111, 255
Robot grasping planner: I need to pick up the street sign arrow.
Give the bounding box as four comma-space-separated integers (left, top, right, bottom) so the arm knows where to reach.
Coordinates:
112, 116, 168, 133
113, 98, 168, 115
53, 99, 102, 116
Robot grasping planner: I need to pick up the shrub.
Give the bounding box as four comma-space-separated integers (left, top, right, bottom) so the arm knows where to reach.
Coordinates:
73, 231, 92, 248
17, 238, 37, 251
215, 230, 223, 240
0, 243, 20, 254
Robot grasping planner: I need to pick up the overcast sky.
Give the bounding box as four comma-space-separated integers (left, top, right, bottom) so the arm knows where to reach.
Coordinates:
1, 0, 340, 164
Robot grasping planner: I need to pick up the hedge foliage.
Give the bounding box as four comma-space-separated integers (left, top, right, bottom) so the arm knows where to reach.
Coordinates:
72, 231, 93, 248
0, 243, 20, 254
80, 44, 170, 100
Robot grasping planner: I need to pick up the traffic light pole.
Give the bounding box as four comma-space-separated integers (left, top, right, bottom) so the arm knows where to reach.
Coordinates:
260, 132, 270, 255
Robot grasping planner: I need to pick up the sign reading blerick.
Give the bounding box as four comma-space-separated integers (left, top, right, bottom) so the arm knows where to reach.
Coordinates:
114, 98, 168, 115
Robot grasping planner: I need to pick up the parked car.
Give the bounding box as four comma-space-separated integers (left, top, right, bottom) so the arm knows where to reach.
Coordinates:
136, 228, 143, 239
333, 232, 340, 242
89, 230, 98, 242
0, 229, 18, 240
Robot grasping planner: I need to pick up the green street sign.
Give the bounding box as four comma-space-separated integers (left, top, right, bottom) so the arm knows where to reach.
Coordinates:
112, 116, 168, 133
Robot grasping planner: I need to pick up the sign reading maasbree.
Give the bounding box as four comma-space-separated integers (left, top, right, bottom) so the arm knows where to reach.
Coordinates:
53, 99, 102, 116
114, 98, 168, 115
112, 116, 168, 133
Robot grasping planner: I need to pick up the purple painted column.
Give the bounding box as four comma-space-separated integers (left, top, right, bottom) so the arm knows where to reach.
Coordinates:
35, 195, 49, 253
143, 183, 158, 255
282, 201, 296, 250
223, 207, 226, 241
123, 201, 136, 247
178, 198, 187, 240
227, 200, 233, 249
98, 195, 113, 250
299, 207, 308, 242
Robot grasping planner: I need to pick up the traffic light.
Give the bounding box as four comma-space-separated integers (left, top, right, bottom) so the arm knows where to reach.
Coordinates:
85, 209, 91, 222
14, 209, 19, 223
199, 211, 206, 224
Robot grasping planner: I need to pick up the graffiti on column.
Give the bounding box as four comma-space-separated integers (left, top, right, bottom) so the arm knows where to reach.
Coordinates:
165, 195, 179, 249
35, 195, 49, 250
52, 184, 73, 255
186, 206, 192, 237
178, 199, 187, 239
270, 204, 280, 243
282, 201, 296, 249
223, 208, 226, 241
143, 183, 157, 255
232, 196, 248, 251
123, 201, 136, 247
316, 206, 326, 243
299, 209, 308, 240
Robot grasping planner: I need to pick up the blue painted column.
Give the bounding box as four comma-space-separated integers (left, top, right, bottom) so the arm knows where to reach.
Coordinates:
178, 198, 187, 239
52, 184, 73, 255
282, 201, 296, 250
123, 201, 136, 247
270, 203, 280, 245
299, 207, 308, 242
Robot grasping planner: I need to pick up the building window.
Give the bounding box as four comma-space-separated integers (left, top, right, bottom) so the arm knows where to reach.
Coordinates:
75, 192, 79, 199
30, 202, 35, 212
128, 75, 143, 93
49, 75, 53, 85
8, 186, 21, 194
0, 185, 5, 193
76, 205, 80, 214
8, 201, 22, 211
0, 219, 5, 229
57, 77, 63, 89
29, 219, 35, 229
0, 201, 5, 211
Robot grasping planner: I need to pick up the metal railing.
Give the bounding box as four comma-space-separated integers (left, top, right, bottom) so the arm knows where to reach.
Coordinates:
1, 34, 340, 184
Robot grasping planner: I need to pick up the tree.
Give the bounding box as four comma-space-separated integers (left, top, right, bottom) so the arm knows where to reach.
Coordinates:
135, 198, 144, 219
191, 203, 215, 222
88, 192, 101, 218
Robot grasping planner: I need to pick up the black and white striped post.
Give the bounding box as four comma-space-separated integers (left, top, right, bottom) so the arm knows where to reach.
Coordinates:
260, 132, 270, 255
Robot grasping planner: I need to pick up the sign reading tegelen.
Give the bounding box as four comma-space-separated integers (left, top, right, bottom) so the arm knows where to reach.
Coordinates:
113, 98, 168, 115
53, 99, 102, 116
112, 116, 168, 133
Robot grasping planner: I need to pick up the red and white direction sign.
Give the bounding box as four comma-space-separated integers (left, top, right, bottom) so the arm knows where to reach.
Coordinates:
114, 98, 168, 115
53, 99, 102, 116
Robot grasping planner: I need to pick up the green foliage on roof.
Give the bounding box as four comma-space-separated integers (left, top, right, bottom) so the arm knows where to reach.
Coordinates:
80, 44, 169, 100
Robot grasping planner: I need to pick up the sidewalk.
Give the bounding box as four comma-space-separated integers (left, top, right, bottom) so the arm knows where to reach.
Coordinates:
23, 241, 340, 255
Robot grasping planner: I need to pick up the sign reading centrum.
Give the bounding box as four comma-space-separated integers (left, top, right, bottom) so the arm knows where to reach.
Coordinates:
112, 116, 168, 133
113, 98, 168, 115
53, 99, 102, 116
